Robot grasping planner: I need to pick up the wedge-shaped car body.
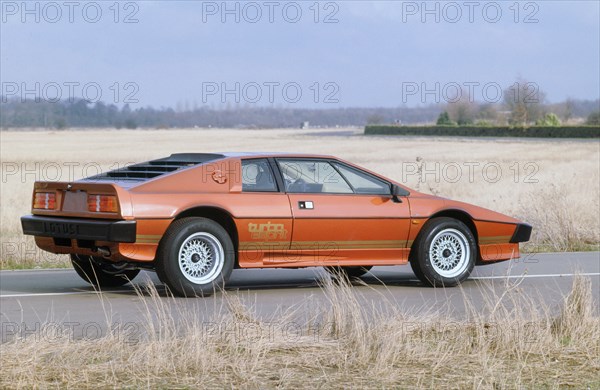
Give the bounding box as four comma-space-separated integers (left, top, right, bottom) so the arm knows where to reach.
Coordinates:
21, 153, 532, 296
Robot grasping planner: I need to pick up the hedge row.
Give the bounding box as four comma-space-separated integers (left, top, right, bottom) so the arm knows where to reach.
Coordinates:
364, 125, 600, 138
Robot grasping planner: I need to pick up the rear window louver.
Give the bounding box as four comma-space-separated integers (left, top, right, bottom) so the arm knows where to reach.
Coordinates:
85, 153, 225, 182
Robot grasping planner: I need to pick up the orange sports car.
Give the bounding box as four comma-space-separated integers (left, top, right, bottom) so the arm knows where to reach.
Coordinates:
21, 153, 531, 296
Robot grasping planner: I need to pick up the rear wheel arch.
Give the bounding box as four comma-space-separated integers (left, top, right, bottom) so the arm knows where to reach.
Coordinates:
170, 206, 239, 265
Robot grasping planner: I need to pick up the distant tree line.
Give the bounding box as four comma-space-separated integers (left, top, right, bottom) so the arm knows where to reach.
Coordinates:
1, 95, 598, 129
0, 98, 446, 129
433, 82, 600, 127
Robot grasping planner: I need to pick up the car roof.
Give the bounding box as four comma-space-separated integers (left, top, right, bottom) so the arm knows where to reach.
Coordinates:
218, 152, 337, 159
81, 152, 339, 183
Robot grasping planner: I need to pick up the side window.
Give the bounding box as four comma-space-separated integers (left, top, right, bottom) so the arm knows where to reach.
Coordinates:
242, 159, 277, 192
334, 163, 390, 195
278, 159, 353, 194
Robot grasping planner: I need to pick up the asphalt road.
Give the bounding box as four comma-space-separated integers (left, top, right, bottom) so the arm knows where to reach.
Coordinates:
1, 252, 598, 341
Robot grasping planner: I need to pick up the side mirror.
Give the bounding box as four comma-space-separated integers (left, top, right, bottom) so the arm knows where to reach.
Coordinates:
391, 184, 409, 203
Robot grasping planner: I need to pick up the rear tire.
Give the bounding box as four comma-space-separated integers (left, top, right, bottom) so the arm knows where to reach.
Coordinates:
156, 217, 234, 297
325, 265, 373, 279
71, 254, 139, 287
410, 217, 476, 287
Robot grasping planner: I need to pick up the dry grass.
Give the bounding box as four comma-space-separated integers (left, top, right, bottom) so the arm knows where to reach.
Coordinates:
0, 275, 598, 388
1, 128, 599, 268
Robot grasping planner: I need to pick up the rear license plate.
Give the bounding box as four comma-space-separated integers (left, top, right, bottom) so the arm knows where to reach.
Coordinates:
42, 221, 80, 236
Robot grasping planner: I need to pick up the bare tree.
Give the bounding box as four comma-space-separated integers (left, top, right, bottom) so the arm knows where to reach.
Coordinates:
563, 98, 575, 122
476, 103, 499, 123
503, 79, 546, 126
447, 93, 476, 125
367, 114, 385, 125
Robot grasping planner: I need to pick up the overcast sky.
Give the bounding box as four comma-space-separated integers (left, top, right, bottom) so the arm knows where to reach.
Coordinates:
1, 1, 598, 108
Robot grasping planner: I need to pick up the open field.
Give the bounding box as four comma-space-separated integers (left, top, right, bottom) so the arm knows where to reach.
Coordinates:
1, 128, 599, 268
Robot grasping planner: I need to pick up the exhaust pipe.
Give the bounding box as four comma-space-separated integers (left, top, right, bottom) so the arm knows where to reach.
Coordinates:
96, 247, 111, 258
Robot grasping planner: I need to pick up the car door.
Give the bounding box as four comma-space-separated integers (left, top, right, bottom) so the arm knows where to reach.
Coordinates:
234, 158, 293, 267
276, 158, 411, 266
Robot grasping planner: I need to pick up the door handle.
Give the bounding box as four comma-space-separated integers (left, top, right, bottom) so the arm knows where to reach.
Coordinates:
298, 201, 314, 209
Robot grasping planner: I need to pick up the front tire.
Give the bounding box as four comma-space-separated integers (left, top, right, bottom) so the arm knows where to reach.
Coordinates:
410, 217, 476, 287
156, 217, 234, 297
71, 254, 139, 287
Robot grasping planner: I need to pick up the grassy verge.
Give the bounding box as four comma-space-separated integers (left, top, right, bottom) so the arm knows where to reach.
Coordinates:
0, 275, 598, 388
0, 236, 71, 270
521, 243, 600, 253
0, 256, 71, 270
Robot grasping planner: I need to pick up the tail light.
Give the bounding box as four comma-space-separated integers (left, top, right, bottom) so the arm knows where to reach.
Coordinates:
33, 192, 56, 210
87, 194, 119, 213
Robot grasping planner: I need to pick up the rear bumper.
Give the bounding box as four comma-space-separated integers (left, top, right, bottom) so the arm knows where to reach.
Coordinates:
510, 223, 532, 243
21, 215, 136, 243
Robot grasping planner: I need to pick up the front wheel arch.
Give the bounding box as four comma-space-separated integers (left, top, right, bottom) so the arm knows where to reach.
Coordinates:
411, 210, 479, 260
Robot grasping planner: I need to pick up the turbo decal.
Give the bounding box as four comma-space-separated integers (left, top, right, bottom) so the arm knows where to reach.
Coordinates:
248, 222, 288, 240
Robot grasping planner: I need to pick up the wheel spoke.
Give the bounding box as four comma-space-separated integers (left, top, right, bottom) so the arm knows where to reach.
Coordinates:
178, 232, 224, 285
429, 228, 470, 278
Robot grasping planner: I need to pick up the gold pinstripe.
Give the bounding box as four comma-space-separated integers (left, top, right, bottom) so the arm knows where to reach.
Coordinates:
135, 234, 162, 244
239, 240, 411, 251
479, 235, 512, 244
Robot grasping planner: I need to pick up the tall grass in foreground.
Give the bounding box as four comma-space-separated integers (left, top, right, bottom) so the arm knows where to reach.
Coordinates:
1, 275, 598, 389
